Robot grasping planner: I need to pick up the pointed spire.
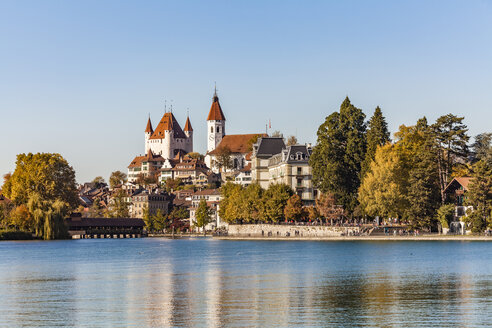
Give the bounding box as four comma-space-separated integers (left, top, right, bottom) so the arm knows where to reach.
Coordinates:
145, 116, 153, 133
184, 115, 193, 132
207, 86, 226, 121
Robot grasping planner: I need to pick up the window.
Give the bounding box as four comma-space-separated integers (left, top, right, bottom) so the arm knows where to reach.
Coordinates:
297, 167, 302, 175
210, 126, 213, 133
217, 126, 220, 133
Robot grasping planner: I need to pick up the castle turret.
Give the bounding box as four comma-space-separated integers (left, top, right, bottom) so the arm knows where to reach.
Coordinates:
184, 116, 193, 153
144, 117, 153, 153
207, 88, 226, 153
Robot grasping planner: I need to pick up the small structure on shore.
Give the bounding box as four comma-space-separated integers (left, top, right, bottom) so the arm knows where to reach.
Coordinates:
66, 215, 145, 239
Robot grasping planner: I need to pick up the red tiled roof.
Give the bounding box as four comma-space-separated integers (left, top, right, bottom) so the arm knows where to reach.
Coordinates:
128, 150, 165, 168
240, 163, 251, 172
184, 116, 193, 132
145, 117, 153, 133
445, 177, 474, 192
208, 134, 267, 155
207, 92, 226, 121
150, 112, 187, 140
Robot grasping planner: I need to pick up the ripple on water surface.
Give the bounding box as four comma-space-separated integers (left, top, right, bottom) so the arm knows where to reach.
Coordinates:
0, 239, 490, 327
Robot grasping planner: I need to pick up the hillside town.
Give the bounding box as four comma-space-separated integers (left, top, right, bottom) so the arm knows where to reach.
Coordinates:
1, 89, 491, 240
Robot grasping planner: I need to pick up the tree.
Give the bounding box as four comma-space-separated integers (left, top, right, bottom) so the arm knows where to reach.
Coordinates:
247, 135, 261, 151
284, 194, 304, 221
2, 153, 78, 209
316, 193, 344, 221
106, 189, 130, 218
195, 199, 211, 234
435, 204, 455, 230
310, 97, 367, 213
152, 209, 168, 232
92, 176, 106, 187
187, 152, 205, 161
361, 106, 390, 178
219, 182, 243, 223
472, 133, 492, 165
287, 136, 298, 146
260, 184, 293, 223
109, 171, 127, 189
142, 204, 153, 231
466, 159, 492, 232
396, 118, 441, 229
358, 144, 408, 220
242, 183, 263, 222
271, 131, 283, 138
307, 206, 319, 221
432, 114, 470, 204
215, 146, 233, 172
165, 178, 183, 192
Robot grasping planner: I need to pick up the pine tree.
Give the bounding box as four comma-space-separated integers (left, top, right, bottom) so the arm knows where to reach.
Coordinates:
466, 160, 492, 232
432, 114, 470, 203
361, 106, 390, 178
310, 97, 366, 213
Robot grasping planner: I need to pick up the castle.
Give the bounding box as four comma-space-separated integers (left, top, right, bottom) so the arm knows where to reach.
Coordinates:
144, 112, 193, 158
128, 88, 264, 183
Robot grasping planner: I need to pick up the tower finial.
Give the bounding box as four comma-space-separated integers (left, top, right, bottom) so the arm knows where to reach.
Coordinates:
213, 82, 218, 101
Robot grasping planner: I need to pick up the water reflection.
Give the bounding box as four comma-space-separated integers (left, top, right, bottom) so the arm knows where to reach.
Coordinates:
0, 239, 490, 327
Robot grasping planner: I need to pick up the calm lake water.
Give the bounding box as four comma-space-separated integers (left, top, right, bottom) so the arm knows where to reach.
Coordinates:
0, 238, 490, 327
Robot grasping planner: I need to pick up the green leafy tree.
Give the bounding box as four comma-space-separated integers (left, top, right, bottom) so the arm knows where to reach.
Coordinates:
396, 118, 441, 229
435, 204, 455, 230
215, 146, 233, 172
106, 189, 130, 218
310, 97, 366, 213
432, 114, 470, 203
361, 106, 390, 178
152, 209, 168, 232
109, 171, 127, 189
466, 159, 492, 232
142, 204, 154, 231
195, 199, 211, 234
472, 133, 492, 165
260, 184, 293, 223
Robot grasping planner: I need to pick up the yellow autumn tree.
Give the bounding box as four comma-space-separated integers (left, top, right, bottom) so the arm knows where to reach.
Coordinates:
358, 144, 408, 220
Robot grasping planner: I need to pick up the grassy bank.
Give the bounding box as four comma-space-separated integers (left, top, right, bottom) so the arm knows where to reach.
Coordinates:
0, 230, 35, 241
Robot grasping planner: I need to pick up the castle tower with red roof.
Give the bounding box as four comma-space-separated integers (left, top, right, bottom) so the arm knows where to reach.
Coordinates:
144, 111, 193, 160
206, 87, 226, 154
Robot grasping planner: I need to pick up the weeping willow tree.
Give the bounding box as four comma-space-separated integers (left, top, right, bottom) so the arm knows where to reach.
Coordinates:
27, 193, 69, 240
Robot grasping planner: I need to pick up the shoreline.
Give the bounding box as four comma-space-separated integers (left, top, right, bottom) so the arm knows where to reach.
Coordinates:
212, 235, 492, 241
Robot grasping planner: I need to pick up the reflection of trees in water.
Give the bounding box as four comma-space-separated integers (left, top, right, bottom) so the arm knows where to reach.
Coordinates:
313, 273, 489, 327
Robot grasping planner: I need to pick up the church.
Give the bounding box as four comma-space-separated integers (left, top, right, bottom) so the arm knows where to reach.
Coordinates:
128, 88, 264, 183
204, 89, 265, 173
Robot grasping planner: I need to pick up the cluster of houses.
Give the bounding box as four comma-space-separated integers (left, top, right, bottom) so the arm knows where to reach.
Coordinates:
74, 88, 478, 234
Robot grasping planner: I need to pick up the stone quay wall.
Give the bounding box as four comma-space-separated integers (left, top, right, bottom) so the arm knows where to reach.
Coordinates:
228, 224, 360, 237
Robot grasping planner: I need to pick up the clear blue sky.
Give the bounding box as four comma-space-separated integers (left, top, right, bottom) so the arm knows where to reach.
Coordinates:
1, 0, 491, 183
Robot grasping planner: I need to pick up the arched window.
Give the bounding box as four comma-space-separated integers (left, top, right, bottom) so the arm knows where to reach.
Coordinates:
210, 126, 213, 133
217, 126, 220, 133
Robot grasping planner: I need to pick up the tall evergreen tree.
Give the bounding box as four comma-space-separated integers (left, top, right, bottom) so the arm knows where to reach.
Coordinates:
400, 118, 441, 229
310, 97, 366, 213
361, 106, 391, 178
432, 114, 469, 203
